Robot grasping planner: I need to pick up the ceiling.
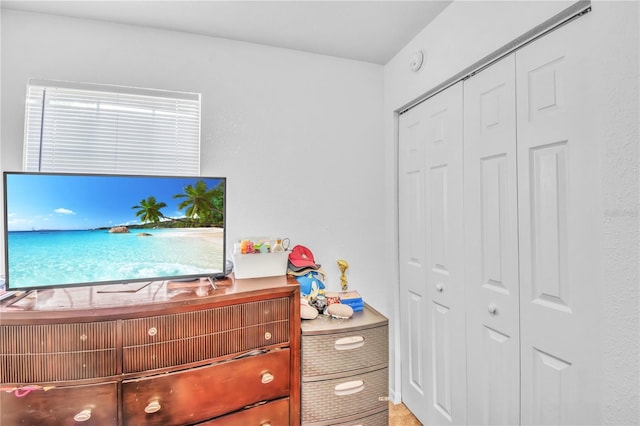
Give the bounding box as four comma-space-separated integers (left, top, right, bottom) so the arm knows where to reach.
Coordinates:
0, 0, 452, 65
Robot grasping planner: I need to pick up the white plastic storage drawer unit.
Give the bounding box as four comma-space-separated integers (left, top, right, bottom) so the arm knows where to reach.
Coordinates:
300, 304, 388, 425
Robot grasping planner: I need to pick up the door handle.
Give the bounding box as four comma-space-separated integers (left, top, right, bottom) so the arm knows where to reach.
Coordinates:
488, 304, 498, 315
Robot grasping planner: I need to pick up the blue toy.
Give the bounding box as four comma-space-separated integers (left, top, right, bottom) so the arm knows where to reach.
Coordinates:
295, 271, 325, 297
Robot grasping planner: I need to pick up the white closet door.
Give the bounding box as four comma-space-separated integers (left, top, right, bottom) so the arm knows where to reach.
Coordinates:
516, 16, 602, 425
399, 97, 429, 422
463, 54, 520, 425
399, 82, 466, 425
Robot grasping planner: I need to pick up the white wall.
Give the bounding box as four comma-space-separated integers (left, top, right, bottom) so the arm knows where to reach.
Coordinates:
383, 1, 639, 422
589, 3, 640, 423
0, 10, 388, 310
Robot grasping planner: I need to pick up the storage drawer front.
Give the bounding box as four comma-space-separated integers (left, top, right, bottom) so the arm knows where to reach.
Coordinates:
331, 408, 389, 426
301, 368, 388, 424
0, 381, 117, 425
303, 408, 389, 426
199, 397, 289, 425
301, 325, 388, 378
123, 298, 290, 373
122, 349, 290, 426
0, 322, 117, 382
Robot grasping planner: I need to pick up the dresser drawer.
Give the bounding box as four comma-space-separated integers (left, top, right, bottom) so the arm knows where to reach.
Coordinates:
0, 381, 117, 425
122, 298, 290, 373
199, 397, 289, 425
122, 349, 290, 426
301, 325, 388, 379
0, 322, 117, 382
301, 368, 388, 424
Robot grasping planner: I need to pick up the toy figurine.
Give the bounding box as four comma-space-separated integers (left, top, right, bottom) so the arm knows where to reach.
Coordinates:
337, 259, 349, 291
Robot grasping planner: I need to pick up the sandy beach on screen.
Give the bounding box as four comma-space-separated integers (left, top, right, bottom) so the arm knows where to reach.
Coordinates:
153, 227, 224, 239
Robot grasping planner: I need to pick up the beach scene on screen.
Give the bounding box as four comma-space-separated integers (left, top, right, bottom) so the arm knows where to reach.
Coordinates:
5, 174, 225, 289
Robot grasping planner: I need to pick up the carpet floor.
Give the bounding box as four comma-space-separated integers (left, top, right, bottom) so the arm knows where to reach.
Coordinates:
389, 402, 422, 425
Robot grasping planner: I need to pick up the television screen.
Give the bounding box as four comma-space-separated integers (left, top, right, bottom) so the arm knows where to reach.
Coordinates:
3, 172, 226, 291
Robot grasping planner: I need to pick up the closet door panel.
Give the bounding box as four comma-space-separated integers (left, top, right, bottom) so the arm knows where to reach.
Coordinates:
399, 82, 466, 426
423, 83, 466, 426
463, 54, 520, 425
516, 16, 601, 425
399, 104, 429, 422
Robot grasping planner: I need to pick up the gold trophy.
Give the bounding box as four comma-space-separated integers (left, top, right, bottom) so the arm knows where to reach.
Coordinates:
337, 259, 349, 291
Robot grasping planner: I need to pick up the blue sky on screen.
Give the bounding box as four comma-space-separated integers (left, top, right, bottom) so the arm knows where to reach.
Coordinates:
5, 174, 223, 231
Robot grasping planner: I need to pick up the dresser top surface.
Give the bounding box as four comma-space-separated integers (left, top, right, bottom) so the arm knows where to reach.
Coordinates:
300, 304, 388, 335
0, 274, 299, 323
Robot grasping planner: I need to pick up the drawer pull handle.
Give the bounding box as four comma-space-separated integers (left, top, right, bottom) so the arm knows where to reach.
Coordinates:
334, 380, 365, 396
334, 335, 364, 351
144, 400, 161, 414
261, 372, 274, 384
264, 331, 272, 340
148, 327, 157, 337
261, 423, 271, 426
73, 409, 92, 422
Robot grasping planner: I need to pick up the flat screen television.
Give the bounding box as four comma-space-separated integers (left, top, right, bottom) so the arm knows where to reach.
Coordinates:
3, 172, 226, 291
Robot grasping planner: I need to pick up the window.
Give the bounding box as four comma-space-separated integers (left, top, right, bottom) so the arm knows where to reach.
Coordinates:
23, 80, 201, 175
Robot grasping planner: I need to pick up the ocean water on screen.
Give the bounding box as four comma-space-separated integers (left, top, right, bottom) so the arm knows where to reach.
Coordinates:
6, 228, 224, 288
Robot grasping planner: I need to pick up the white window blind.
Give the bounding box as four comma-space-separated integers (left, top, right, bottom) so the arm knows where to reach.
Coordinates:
23, 80, 201, 175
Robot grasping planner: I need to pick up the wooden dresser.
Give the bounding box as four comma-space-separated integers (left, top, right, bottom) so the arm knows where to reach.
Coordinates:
0, 275, 300, 425
300, 304, 388, 425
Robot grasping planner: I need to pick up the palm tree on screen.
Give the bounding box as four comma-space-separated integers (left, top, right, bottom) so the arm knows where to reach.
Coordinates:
173, 180, 223, 226
132, 196, 167, 224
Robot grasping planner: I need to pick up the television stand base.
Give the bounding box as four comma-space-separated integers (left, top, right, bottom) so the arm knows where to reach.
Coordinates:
3, 290, 34, 307
166, 276, 217, 291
